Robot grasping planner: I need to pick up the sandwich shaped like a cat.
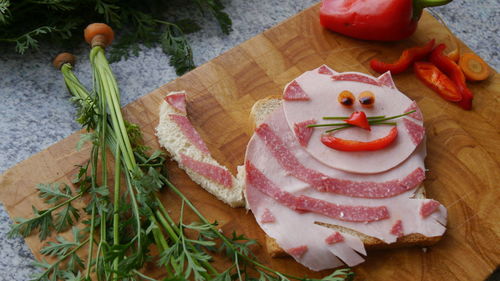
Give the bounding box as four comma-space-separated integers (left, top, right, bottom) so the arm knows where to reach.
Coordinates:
244, 65, 447, 270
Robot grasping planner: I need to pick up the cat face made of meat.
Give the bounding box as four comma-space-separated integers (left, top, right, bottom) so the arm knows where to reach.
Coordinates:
282, 65, 424, 174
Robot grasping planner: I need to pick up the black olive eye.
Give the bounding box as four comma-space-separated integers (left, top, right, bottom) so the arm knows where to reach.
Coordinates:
358, 91, 375, 107
337, 90, 355, 106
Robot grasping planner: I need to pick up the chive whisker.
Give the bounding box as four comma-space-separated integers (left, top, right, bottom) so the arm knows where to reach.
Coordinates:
307, 123, 352, 127
323, 115, 386, 120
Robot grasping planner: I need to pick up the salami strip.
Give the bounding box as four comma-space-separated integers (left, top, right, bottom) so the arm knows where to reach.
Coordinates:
180, 154, 233, 188
169, 114, 210, 154
260, 208, 276, 223
294, 119, 316, 147
390, 220, 404, 237
164, 92, 187, 114
287, 245, 308, 258
325, 232, 344, 245
318, 65, 334, 75
377, 71, 396, 89
295, 195, 390, 222
283, 80, 310, 101
404, 101, 423, 121
403, 118, 425, 145
256, 123, 424, 198
331, 73, 379, 86
420, 200, 440, 218
246, 161, 389, 222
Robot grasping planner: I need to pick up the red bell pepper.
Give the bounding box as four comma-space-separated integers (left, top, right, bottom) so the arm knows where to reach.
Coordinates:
370, 39, 435, 74
319, 0, 452, 41
430, 44, 474, 110
414, 62, 462, 102
321, 127, 398, 151
344, 111, 371, 130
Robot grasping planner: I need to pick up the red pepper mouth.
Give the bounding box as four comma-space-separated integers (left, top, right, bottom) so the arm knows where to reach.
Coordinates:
321, 126, 399, 152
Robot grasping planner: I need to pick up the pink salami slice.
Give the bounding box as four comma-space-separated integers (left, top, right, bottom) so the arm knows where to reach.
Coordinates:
283, 80, 310, 101
164, 92, 187, 114
404, 101, 423, 121
246, 161, 389, 222
318, 65, 334, 75
287, 245, 308, 258
169, 114, 210, 154
420, 200, 440, 218
256, 123, 424, 198
260, 208, 276, 223
390, 220, 404, 237
180, 154, 233, 188
294, 119, 316, 147
331, 73, 379, 86
377, 71, 396, 89
325, 232, 344, 245
403, 118, 425, 145
295, 195, 389, 222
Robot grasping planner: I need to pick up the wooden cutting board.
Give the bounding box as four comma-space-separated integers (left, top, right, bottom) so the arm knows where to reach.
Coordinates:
1, 4, 499, 280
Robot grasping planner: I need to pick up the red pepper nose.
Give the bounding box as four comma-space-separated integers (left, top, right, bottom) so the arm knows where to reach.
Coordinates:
344, 111, 371, 131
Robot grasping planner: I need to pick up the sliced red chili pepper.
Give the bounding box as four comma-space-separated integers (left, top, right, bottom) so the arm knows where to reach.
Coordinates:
430, 44, 474, 110
321, 127, 398, 152
344, 111, 371, 130
414, 62, 462, 102
370, 39, 435, 75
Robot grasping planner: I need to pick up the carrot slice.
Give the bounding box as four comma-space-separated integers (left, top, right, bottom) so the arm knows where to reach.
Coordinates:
84, 23, 115, 47
459, 53, 490, 81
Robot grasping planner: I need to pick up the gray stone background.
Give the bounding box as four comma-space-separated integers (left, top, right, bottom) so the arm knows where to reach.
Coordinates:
0, 0, 498, 279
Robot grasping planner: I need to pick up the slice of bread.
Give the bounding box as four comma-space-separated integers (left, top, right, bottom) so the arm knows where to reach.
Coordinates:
250, 97, 443, 257
156, 91, 245, 207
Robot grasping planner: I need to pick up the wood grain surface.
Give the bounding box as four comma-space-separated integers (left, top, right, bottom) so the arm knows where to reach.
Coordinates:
1, 4, 499, 280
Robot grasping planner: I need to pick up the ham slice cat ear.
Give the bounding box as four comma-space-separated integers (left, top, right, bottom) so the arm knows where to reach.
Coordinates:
244, 66, 447, 271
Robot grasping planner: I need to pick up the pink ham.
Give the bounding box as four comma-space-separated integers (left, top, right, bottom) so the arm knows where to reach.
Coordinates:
282, 67, 423, 174
390, 220, 404, 237
325, 232, 344, 244
405, 101, 423, 121
246, 161, 389, 222
377, 71, 396, 89
164, 92, 187, 114
318, 65, 334, 75
404, 118, 425, 145
293, 119, 316, 147
331, 73, 379, 86
169, 114, 210, 154
420, 200, 440, 218
260, 208, 276, 223
287, 245, 308, 258
255, 122, 425, 198
283, 80, 310, 101
180, 154, 233, 188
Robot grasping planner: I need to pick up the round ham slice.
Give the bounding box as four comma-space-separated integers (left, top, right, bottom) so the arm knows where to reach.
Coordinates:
282, 66, 424, 173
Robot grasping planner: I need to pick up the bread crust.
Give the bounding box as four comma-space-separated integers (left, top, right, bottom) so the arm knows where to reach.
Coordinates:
249, 97, 444, 258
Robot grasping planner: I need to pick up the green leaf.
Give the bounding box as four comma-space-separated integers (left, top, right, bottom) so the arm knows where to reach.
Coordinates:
0, 0, 11, 25
37, 183, 73, 205
76, 133, 95, 151
61, 271, 83, 281
54, 203, 80, 232
174, 19, 202, 34
160, 24, 196, 76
